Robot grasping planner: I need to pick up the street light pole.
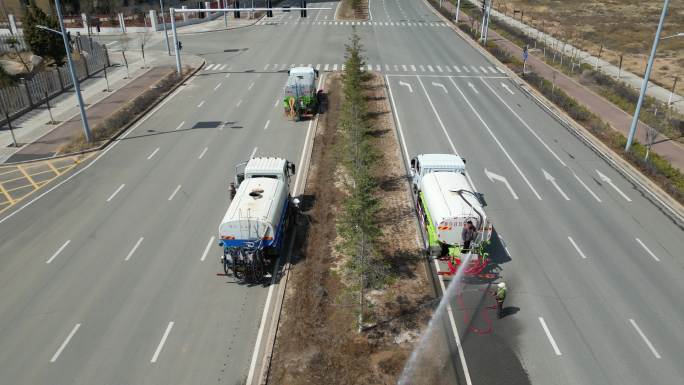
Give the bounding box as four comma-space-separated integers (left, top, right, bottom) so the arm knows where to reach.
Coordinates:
54, 0, 92, 142
625, 0, 670, 151
170, 8, 182, 74
160, 0, 171, 55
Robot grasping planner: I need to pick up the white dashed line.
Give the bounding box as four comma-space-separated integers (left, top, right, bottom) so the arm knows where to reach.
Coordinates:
197, 100, 205, 108
538, 317, 562, 356
50, 323, 81, 362
46, 240, 71, 264
175, 121, 184, 131
635, 238, 660, 262
629, 319, 661, 359
168, 185, 181, 201
567, 237, 587, 259
264, 120, 270, 130
200, 236, 216, 261
124, 237, 144, 261
147, 148, 159, 160
151, 322, 174, 363
198, 147, 208, 159
106, 184, 125, 202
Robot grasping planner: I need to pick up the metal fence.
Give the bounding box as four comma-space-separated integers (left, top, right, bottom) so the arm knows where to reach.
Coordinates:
0, 33, 28, 52
0, 35, 109, 122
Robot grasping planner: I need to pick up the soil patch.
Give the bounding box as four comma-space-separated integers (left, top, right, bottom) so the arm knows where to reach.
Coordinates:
267, 72, 433, 384
338, 0, 370, 20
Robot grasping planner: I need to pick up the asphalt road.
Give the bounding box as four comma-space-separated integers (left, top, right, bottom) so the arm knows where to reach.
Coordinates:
1, 0, 683, 384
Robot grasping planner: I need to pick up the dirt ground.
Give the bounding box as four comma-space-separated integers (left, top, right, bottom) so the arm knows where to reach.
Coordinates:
266, 73, 433, 384
497, 0, 684, 94
338, 0, 370, 20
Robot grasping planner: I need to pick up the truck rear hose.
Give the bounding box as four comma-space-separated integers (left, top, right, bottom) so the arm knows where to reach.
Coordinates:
288, 97, 296, 118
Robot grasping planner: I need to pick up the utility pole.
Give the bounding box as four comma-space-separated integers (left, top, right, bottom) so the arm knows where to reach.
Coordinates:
625, 0, 669, 152
54, 0, 92, 142
170, 8, 182, 74
160, 0, 171, 55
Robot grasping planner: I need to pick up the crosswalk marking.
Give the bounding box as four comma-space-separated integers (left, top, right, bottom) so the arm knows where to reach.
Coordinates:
488, 66, 497, 73
385, 64, 390, 71
436, 65, 443, 72
333, 64, 338, 71
470, 66, 479, 73
446, 66, 452, 73
411, 65, 417, 72
463, 66, 470, 73
376, 64, 381, 71
402, 64, 408, 71
205, 64, 216, 70
479, 66, 488, 73
427, 65, 435, 72
419, 65, 426, 72
497, 67, 506, 74
324, 64, 330, 71
206, 63, 511, 76
316, 64, 321, 70
394, 64, 399, 71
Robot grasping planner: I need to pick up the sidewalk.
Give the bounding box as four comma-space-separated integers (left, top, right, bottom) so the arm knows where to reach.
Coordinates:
462, 0, 684, 116
176, 12, 263, 34
436, 1, 684, 172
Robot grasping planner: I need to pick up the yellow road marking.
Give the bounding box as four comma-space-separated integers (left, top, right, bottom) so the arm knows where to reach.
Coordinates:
0, 168, 21, 177
47, 161, 61, 176
0, 182, 14, 205
16, 165, 39, 189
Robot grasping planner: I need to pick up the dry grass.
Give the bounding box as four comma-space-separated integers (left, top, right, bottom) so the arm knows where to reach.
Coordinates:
338, 0, 369, 20
497, 0, 684, 94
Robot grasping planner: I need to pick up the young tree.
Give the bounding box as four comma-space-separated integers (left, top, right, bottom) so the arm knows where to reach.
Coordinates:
4, 37, 31, 73
119, 33, 131, 78
23, 6, 66, 65
138, 30, 152, 69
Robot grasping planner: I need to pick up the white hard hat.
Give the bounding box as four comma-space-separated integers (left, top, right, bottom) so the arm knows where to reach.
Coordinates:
498, 282, 506, 289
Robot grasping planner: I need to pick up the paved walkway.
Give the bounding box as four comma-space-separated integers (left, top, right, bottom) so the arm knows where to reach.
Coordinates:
436, 1, 684, 171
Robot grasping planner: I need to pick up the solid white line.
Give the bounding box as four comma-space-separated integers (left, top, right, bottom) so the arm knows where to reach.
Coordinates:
385, 76, 411, 168
538, 317, 562, 356
448, 77, 543, 200
197, 100, 205, 108
250, 147, 258, 159
151, 322, 174, 363
198, 147, 208, 159
200, 236, 215, 261
124, 237, 144, 261
236, 99, 242, 107
106, 183, 125, 202
46, 240, 70, 264
168, 185, 181, 201
635, 238, 660, 262
50, 323, 81, 362
567, 236, 587, 259
0, 69, 189, 226
629, 319, 661, 359
263, 120, 270, 130
481, 79, 567, 167
214, 83, 222, 91
147, 147, 159, 160
175, 121, 185, 131
573, 173, 602, 202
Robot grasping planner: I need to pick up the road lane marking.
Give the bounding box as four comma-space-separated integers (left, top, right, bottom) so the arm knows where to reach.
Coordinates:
398, 80, 413, 93
125, 237, 144, 261
250, 147, 258, 159
168, 185, 181, 201
197, 100, 205, 108
567, 237, 587, 259
151, 322, 174, 363
175, 121, 185, 131
47, 240, 70, 264
263, 120, 270, 130
573, 173, 602, 202
453, 65, 461, 73
274, 98, 280, 108
432, 82, 448, 93
480, 80, 567, 167
467, 82, 479, 94
16, 165, 38, 189
51, 323, 81, 362
225, 72, 231, 78
333, 64, 338, 71
538, 317, 562, 356
248, 82, 254, 90
198, 147, 208, 159
324, 63, 329, 71
147, 148, 159, 160
543, 169, 570, 200
501, 83, 515, 94
596, 170, 631, 202
629, 319, 661, 359
236, 99, 242, 107
635, 238, 660, 262
470, 66, 479, 73
485, 169, 518, 199
479, 66, 488, 73
214, 82, 222, 91
427, 65, 434, 72
106, 184, 125, 202
448, 77, 543, 200
200, 236, 215, 261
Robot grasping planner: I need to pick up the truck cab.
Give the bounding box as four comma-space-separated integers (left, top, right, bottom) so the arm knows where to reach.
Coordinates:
409, 153, 466, 193
233, 157, 296, 189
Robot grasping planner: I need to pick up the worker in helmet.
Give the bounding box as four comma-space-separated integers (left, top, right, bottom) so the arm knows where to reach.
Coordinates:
496, 282, 507, 319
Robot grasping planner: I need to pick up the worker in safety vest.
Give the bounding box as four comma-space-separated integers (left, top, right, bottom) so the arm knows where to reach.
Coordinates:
496, 282, 506, 319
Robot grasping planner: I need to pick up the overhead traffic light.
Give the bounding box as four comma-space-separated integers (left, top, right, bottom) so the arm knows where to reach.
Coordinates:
267, 0, 273, 17
300, 0, 307, 17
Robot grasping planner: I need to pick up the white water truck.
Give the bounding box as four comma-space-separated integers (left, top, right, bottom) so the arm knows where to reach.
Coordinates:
410, 154, 492, 259
218, 157, 296, 281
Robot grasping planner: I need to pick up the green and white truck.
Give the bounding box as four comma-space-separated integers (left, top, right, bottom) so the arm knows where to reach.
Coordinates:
410, 154, 492, 259
283, 66, 319, 121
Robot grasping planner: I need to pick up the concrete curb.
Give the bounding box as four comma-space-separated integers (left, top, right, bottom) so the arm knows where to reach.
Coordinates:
423, 0, 684, 224
1, 59, 205, 167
